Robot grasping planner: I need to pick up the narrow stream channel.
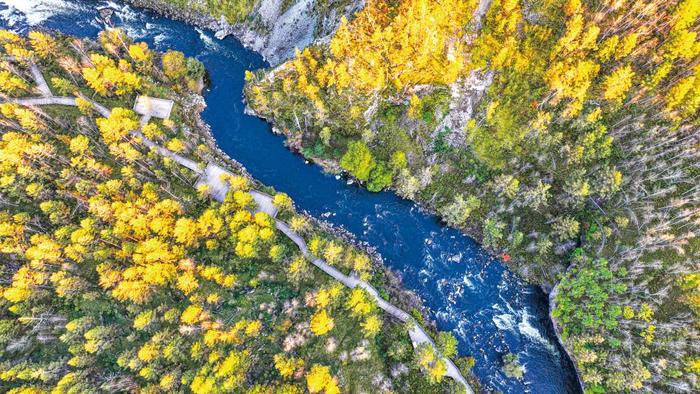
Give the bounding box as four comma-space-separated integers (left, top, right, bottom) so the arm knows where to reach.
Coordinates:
0, 1, 580, 392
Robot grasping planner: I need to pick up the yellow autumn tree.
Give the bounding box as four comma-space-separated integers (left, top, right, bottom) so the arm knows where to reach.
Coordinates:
416, 343, 447, 383
0, 70, 27, 95
306, 364, 340, 394
345, 288, 373, 317
361, 315, 381, 337
128, 42, 153, 68
161, 50, 188, 80
96, 108, 139, 145
310, 309, 334, 335
28, 31, 57, 60
602, 65, 635, 104
274, 354, 304, 379
82, 53, 141, 96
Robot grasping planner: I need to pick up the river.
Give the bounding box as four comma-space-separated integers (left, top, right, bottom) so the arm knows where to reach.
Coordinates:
0, 1, 580, 392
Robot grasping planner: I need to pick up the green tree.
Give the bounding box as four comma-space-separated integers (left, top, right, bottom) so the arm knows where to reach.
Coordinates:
436, 331, 458, 358
340, 141, 376, 181
161, 50, 187, 80
440, 194, 481, 227
552, 216, 580, 241
367, 162, 392, 192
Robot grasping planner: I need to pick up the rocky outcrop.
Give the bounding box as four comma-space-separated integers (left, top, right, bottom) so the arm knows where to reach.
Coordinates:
122, 1, 221, 34
431, 69, 494, 149
124, 0, 364, 65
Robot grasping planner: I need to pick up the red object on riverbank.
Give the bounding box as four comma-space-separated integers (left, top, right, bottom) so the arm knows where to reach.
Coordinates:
502, 254, 511, 262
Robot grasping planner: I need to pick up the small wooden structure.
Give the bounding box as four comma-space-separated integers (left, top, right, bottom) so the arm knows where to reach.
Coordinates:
133, 96, 174, 119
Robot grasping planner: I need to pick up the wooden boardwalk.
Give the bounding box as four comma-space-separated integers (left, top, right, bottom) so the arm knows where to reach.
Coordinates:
15, 96, 76, 106
5, 63, 473, 394
29, 62, 52, 97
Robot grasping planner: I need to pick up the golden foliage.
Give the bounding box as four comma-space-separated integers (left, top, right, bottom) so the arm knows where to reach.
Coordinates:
82, 53, 141, 96
310, 309, 334, 336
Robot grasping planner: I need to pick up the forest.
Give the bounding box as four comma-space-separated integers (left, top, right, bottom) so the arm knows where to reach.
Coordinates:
0, 29, 469, 393
243, 0, 700, 392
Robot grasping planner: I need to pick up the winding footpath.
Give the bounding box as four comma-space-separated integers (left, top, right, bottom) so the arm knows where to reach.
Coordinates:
274, 220, 472, 391
5, 62, 473, 393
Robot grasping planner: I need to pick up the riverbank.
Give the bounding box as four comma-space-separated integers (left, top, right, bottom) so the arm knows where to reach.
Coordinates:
186, 82, 442, 323
185, 94, 479, 393
122, 0, 224, 35
247, 101, 583, 392
243, 99, 558, 282
547, 283, 587, 394
162, 62, 485, 390
121, 0, 362, 66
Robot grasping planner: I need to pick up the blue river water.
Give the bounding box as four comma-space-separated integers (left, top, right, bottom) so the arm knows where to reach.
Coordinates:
0, 1, 580, 392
